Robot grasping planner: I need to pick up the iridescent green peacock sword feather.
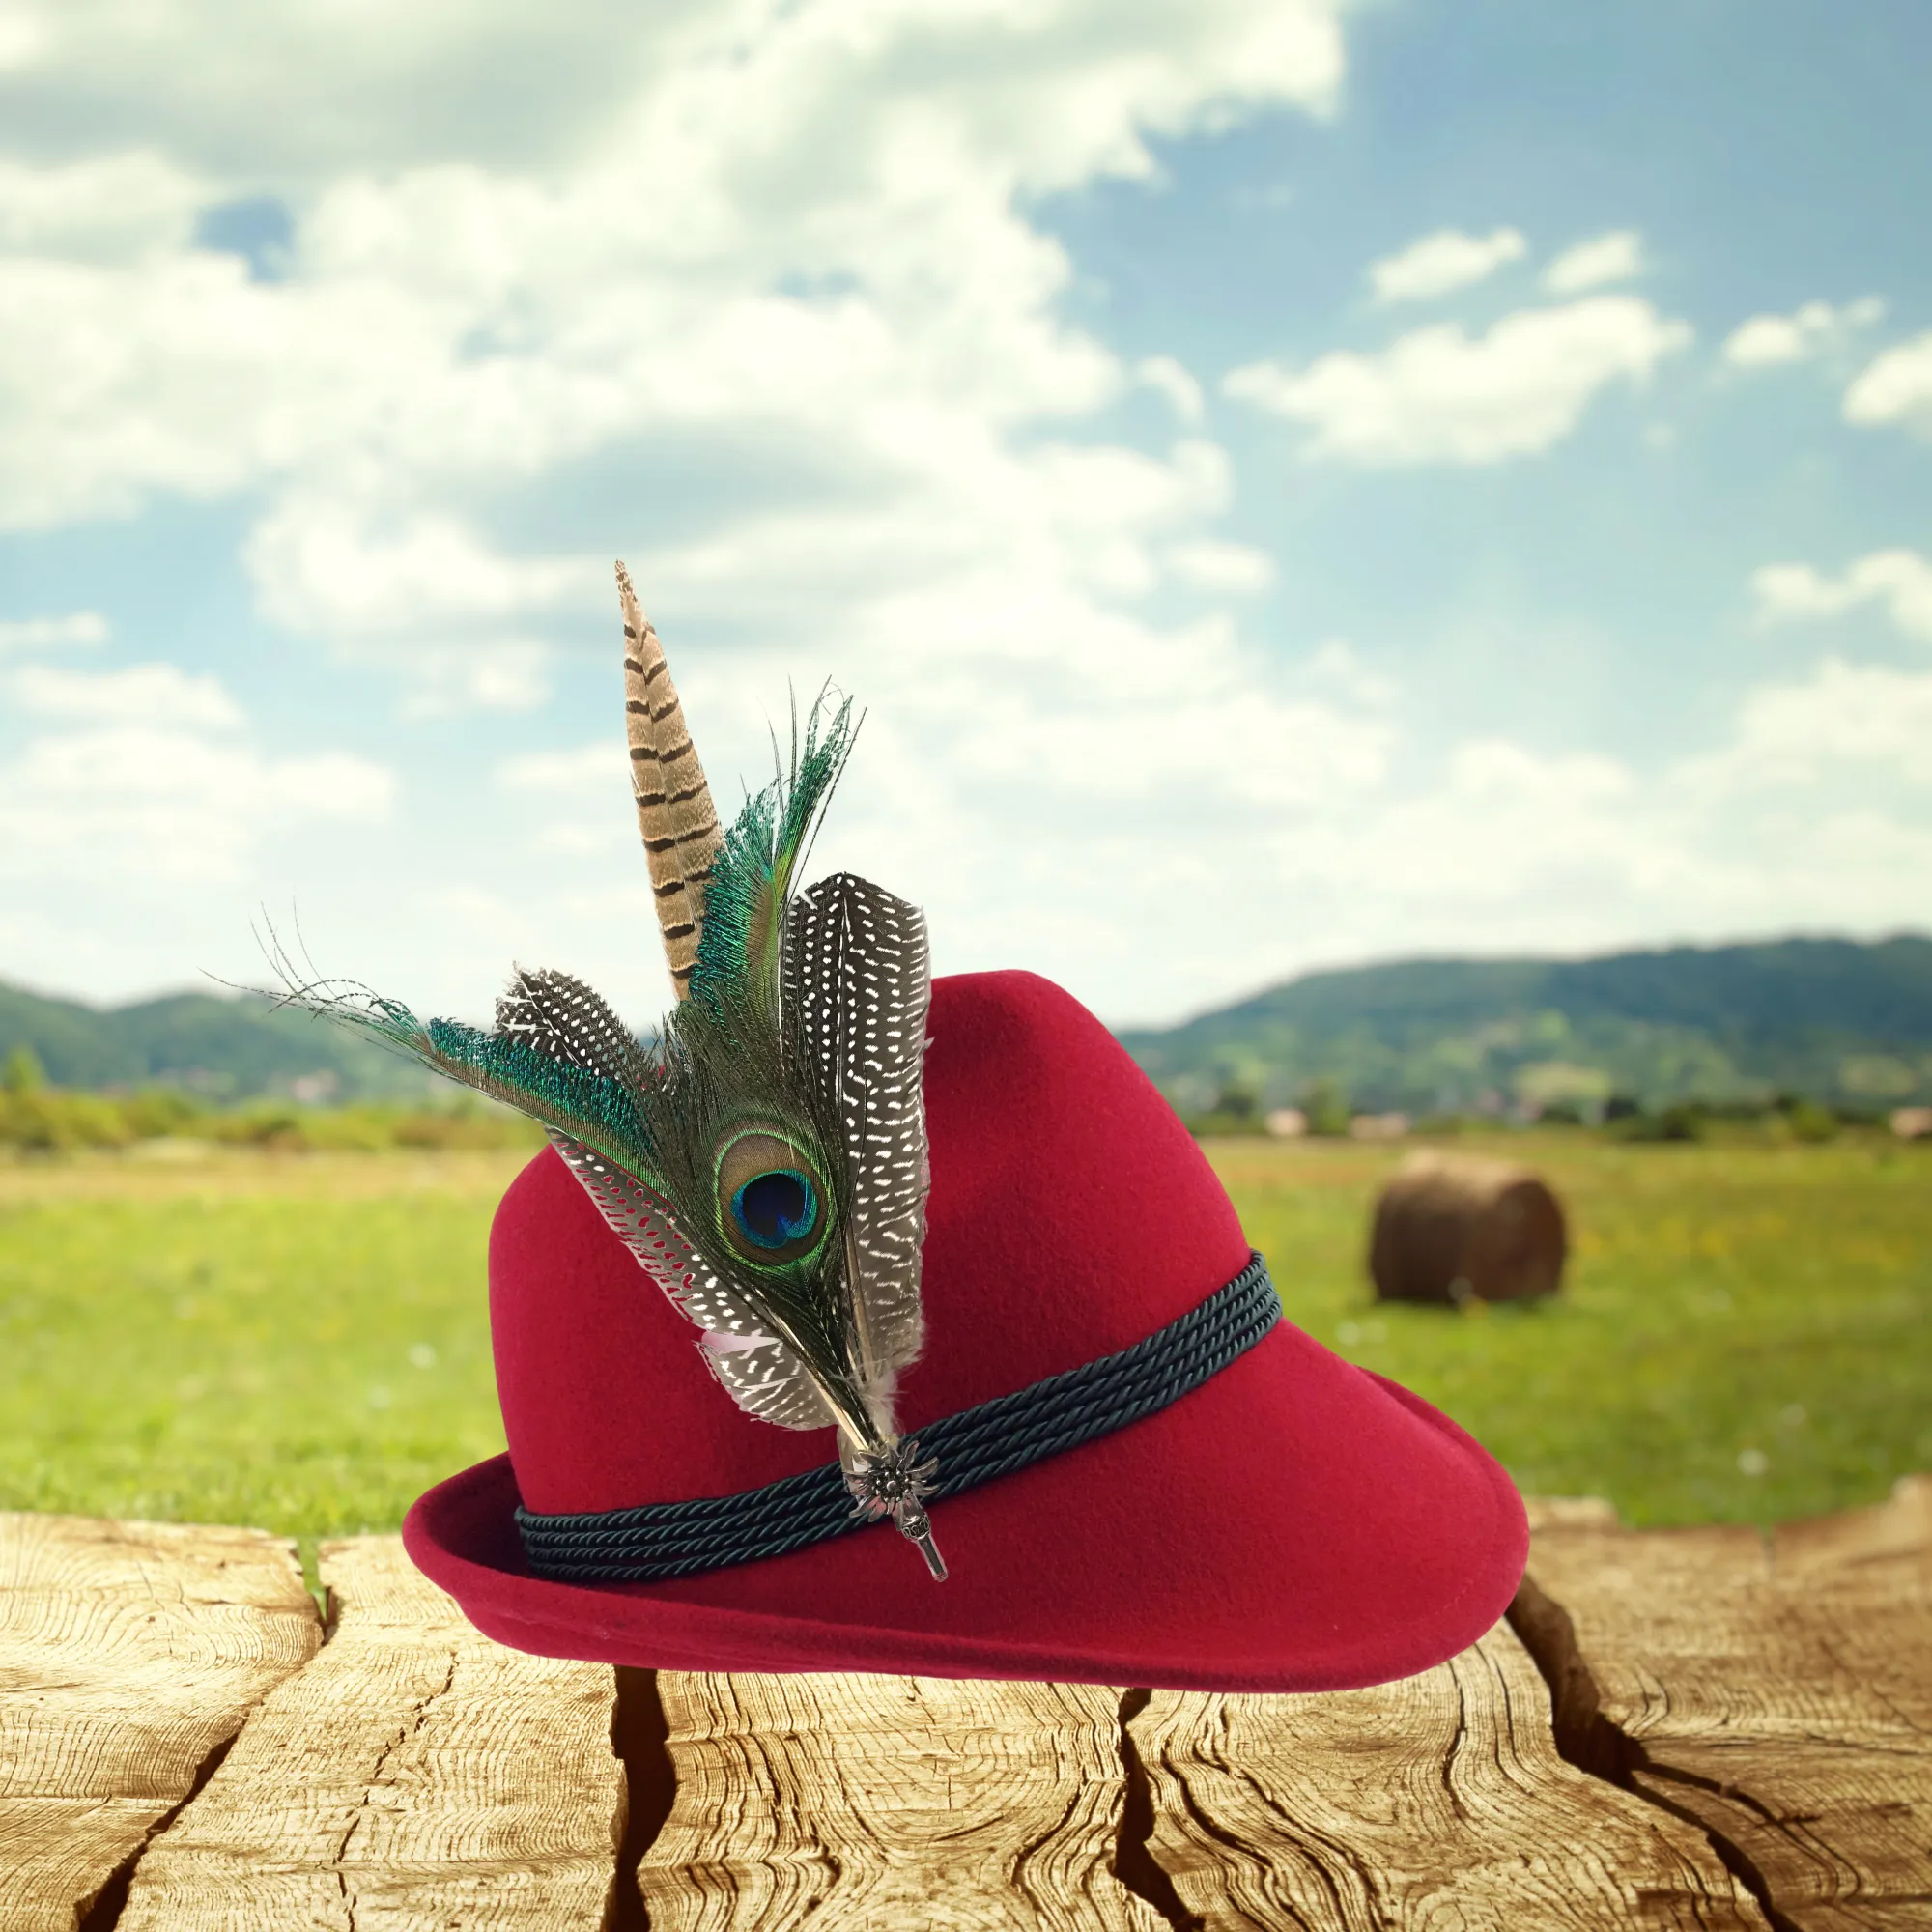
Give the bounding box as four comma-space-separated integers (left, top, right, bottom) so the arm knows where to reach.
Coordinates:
278, 563, 944, 1579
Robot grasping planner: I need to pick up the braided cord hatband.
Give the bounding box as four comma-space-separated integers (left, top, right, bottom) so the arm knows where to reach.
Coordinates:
515, 1251, 1281, 1583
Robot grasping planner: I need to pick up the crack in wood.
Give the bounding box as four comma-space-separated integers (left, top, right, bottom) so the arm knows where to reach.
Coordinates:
1125, 1622, 1763, 1930
1508, 1485, 1932, 1932
1507, 1573, 1799, 1931
330, 1646, 459, 1930
639, 1671, 1163, 1927
76, 1730, 239, 1932
0, 1514, 322, 1932
1113, 1689, 1205, 1932
609, 1666, 675, 1932
101, 1536, 625, 1928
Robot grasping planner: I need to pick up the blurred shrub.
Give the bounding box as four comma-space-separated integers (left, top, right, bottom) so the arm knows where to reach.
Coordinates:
1182, 1074, 1277, 1138
118, 1088, 207, 1139
208, 1106, 308, 1151
392, 1102, 543, 1151
1300, 1077, 1352, 1138
1779, 1096, 1840, 1144
1607, 1101, 1707, 1144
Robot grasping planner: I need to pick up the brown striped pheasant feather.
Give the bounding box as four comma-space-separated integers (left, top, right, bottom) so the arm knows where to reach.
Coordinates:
620, 561, 721, 1000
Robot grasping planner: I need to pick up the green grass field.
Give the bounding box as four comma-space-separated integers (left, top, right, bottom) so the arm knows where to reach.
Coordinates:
2, 1135, 1927, 1575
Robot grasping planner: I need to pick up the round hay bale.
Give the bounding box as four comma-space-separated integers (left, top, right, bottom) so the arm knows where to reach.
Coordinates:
1368, 1151, 1567, 1305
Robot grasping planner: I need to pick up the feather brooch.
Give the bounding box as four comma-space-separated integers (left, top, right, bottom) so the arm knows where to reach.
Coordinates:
279, 563, 944, 1578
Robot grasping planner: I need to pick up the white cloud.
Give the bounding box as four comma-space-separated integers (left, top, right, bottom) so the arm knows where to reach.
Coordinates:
0, 664, 393, 890
0, 610, 107, 651
1723, 297, 1885, 368
0, 1, 1347, 187
0, 0, 1350, 726
0, 152, 202, 259
11, 661, 244, 729
1845, 331, 1932, 437
245, 504, 599, 639
0, 13, 45, 71
1164, 538, 1275, 593
1685, 657, 1932, 791
1224, 297, 1691, 466
498, 742, 628, 796
1297, 637, 1395, 707
497, 742, 633, 854
399, 641, 555, 716
1190, 654, 1932, 1008
0, 728, 393, 887
4, 6, 1927, 1018
1542, 230, 1644, 294
1750, 550, 1932, 643
1368, 226, 1525, 303
1136, 355, 1206, 423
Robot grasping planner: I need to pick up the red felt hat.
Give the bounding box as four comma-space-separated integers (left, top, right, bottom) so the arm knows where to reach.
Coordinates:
405, 969, 1526, 1690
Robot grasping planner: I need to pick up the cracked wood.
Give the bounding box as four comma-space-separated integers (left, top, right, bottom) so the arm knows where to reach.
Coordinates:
0, 1512, 319, 1932
112, 1534, 625, 1930
1517, 1475, 1932, 1932
1128, 1618, 1766, 1930
639, 1671, 1168, 1930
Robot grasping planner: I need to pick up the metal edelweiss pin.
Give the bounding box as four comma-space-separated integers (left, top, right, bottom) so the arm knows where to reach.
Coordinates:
845, 1437, 946, 1579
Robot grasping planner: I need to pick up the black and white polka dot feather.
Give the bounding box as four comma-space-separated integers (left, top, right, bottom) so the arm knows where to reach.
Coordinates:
783, 872, 932, 1416
497, 967, 651, 1090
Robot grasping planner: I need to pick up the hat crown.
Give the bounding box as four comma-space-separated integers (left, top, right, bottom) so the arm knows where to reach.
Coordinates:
492, 971, 1252, 1517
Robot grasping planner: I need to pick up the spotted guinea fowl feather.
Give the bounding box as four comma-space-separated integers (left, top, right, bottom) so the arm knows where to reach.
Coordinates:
497, 966, 652, 1090
783, 871, 931, 1441
546, 1129, 837, 1426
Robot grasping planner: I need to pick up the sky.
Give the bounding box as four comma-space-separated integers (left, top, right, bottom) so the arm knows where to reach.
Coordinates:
1, 0, 1928, 1032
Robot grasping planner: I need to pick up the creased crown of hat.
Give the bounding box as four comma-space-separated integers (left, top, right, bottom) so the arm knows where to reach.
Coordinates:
288, 567, 1527, 1690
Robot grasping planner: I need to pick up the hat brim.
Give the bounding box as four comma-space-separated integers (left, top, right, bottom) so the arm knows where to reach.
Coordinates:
405, 1322, 1527, 1692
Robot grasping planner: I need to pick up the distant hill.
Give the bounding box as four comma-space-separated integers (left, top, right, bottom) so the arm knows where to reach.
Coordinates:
1116, 936, 1932, 1117
0, 980, 437, 1102
11, 933, 1932, 1114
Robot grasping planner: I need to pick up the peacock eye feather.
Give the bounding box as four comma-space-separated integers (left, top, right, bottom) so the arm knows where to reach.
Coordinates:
715, 1128, 833, 1268
731, 1169, 817, 1248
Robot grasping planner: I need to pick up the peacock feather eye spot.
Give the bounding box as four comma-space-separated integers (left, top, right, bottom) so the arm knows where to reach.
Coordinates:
715, 1127, 833, 1267
731, 1169, 818, 1249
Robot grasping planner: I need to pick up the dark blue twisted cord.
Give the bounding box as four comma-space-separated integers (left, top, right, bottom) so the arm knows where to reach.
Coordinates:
516, 1252, 1280, 1582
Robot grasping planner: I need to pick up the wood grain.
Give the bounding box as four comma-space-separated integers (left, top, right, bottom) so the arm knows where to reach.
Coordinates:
1517, 1475, 1932, 1932
640, 1670, 1167, 1931
114, 1534, 624, 1930
0, 1512, 319, 1932
1128, 1618, 1766, 1931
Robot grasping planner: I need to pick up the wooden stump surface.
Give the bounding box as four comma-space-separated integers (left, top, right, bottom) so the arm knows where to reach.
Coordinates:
643, 1672, 1164, 1932
1516, 1474, 1932, 1932
0, 1486, 1926, 1930
1130, 1619, 1765, 1930
0, 1513, 319, 1932
113, 1535, 624, 1931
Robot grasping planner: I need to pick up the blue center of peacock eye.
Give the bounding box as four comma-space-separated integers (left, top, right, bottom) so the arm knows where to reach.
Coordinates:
731, 1170, 818, 1250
